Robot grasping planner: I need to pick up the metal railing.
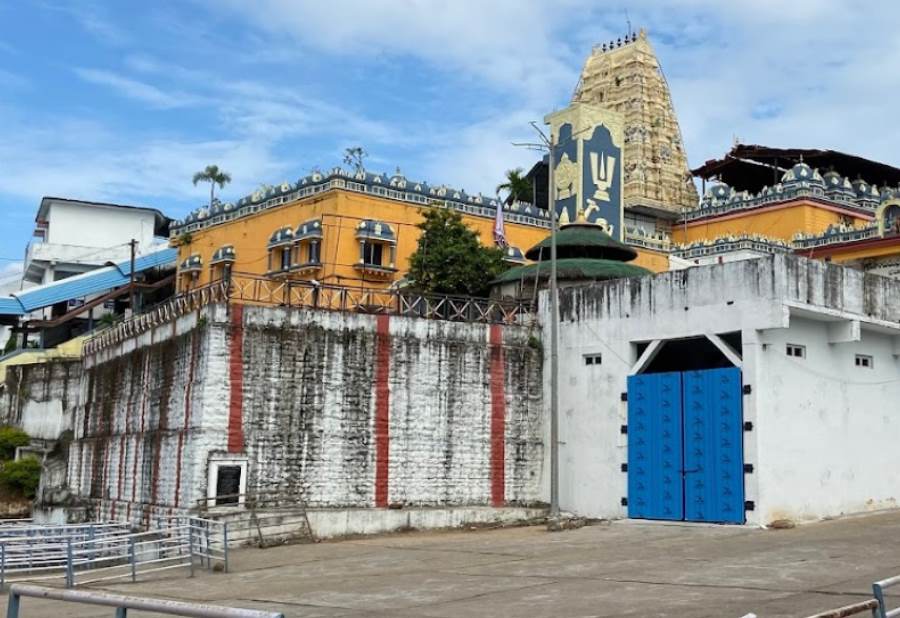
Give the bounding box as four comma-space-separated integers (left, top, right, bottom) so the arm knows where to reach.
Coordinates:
780, 572, 900, 618
0, 518, 228, 589
6, 584, 284, 618
802, 599, 879, 618
873, 574, 900, 618
84, 273, 534, 354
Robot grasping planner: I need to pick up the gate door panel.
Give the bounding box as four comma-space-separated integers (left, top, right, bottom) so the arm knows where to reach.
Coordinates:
627, 372, 683, 521
682, 368, 744, 524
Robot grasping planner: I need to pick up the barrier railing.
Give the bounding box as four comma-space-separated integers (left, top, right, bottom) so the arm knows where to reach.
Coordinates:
801, 599, 879, 618
762, 572, 900, 618
0, 518, 228, 589
873, 574, 900, 618
84, 273, 534, 354
6, 584, 284, 618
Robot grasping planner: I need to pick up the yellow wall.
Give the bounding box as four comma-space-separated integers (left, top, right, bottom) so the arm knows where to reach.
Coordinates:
176, 190, 550, 290
813, 239, 900, 264
671, 200, 873, 245
633, 247, 669, 272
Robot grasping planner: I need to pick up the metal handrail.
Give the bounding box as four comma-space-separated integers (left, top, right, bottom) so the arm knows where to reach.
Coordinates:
83, 272, 535, 354
802, 599, 879, 618
873, 574, 900, 618
6, 584, 284, 618
0, 519, 229, 589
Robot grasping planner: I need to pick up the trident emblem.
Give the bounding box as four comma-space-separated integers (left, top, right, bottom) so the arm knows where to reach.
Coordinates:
590, 151, 616, 202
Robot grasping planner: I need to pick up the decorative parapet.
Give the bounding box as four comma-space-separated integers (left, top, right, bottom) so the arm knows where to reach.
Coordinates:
793, 223, 879, 249
687, 162, 891, 222
673, 234, 792, 259
624, 226, 672, 251
170, 167, 552, 236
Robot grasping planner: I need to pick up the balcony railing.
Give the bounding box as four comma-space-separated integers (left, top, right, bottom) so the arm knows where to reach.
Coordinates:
84, 273, 535, 354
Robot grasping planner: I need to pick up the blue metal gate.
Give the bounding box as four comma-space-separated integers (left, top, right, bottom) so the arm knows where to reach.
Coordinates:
626, 372, 684, 521
683, 368, 744, 524
627, 367, 744, 524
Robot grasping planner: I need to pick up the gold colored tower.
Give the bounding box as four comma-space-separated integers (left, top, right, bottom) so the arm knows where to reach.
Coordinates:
573, 29, 698, 213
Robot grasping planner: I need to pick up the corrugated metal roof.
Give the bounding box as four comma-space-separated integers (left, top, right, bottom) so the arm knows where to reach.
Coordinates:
0, 247, 176, 315
0, 298, 24, 316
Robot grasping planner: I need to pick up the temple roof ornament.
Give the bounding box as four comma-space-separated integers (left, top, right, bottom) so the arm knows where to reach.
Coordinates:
171, 167, 551, 236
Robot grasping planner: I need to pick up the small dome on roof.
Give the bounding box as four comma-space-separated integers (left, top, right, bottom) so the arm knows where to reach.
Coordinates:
782, 162, 823, 187
525, 223, 638, 262
295, 219, 323, 240
356, 219, 396, 242
706, 182, 732, 201
502, 246, 527, 264
269, 226, 294, 246
180, 254, 202, 270
211, 245, 236, 263
851, 178, 875, 199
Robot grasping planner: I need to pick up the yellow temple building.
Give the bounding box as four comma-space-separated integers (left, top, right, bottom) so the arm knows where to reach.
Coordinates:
169, 32, 900, 292
170, 168, 670, 293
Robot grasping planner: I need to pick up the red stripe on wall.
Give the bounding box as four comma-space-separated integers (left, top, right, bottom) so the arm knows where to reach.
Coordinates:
227, 304, 245, 453
489, 324, 506, 507
373, 315, 391, 508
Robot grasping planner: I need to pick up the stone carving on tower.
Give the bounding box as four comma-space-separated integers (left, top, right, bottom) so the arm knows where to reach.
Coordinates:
573, 29, 699, 213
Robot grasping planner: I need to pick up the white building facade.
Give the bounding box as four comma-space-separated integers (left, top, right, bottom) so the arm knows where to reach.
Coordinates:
24, 197, 168, 287
547, 254, 900, 526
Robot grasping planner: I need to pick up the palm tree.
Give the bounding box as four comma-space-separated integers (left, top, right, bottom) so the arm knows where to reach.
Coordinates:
496, 167, 533, 204
192, 165, 232, 209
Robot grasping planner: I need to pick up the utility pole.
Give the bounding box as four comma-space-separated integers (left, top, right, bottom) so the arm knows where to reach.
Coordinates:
514, 121, 590, 520
129, 239, 137, 316
548, 134, 560, 519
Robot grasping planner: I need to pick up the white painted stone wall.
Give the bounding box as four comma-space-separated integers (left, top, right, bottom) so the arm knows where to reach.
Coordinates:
70, 304, 545, 525
546, 254, 900, 525
754, 317, 900, 523
0, 360, 80, 441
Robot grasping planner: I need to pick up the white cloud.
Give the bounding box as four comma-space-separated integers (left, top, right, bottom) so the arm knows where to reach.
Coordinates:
215, 0, 583, 104
0, 117, 292, 215
74, 68, 206, 109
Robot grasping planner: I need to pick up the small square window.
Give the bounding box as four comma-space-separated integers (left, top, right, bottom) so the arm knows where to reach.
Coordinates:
855, 354, 873, 369
786, 344, 806, 358
584, 354, 602, 366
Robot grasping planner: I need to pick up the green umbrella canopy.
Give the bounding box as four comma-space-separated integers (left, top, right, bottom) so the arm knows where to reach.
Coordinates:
525, 223, 638, 262
493, 258, 651, 284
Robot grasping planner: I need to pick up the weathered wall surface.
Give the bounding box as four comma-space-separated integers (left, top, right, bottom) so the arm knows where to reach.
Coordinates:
548, 254, 900, 524
68, 311, 211, 523
0, 359, 81, 441
754, 317, 900, 524
70, 304, 544, 525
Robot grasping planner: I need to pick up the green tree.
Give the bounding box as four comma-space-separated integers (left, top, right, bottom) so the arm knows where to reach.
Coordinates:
192, 165, 232, 209
0, 426, 29, 461
408, 207, 506, 297
496, 167, 533, 204
0, 457, 41, 499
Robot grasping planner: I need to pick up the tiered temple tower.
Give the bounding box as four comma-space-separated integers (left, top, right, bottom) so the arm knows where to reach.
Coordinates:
573, 29, 698, 213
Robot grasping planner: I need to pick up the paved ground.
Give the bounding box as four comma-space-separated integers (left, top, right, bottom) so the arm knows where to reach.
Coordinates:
6, 511, 900, 617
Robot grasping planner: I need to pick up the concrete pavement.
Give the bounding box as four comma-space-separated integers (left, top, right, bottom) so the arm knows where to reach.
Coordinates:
6, 510, 900, 617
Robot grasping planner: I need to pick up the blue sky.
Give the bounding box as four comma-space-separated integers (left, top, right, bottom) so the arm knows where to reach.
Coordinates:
1, 0, 899, 281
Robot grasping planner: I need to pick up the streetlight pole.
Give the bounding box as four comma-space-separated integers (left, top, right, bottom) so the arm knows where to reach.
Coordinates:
515, 120, 592, 520
547, 135, 560, 519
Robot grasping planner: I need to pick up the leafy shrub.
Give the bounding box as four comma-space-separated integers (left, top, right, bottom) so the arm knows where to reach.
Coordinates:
0, 457, 41, 499
0, 426, 29, 461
